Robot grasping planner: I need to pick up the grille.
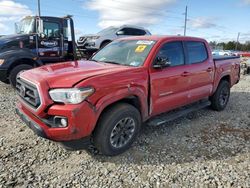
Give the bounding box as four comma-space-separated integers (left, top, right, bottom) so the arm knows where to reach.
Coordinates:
16, 77, 41, 109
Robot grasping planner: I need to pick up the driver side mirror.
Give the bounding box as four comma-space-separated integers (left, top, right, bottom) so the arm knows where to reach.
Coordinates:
116, 30, 124, 35
153, 56, 171, 69
39, 33, 46, 39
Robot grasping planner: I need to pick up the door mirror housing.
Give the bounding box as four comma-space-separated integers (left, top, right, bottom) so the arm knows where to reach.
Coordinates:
116, 30, 124, 35
153, 56, 171, 69
39, 33, 46, 39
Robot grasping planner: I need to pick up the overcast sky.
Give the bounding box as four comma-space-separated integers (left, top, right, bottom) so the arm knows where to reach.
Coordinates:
0, 0, 250, 42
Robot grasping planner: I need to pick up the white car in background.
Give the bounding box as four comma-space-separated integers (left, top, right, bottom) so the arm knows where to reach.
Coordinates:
212, 50, 234, 56
77, 25, 151, 51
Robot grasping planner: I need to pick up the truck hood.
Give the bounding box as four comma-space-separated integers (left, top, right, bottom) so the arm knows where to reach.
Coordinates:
0, 34, 30, 50
0, 34, 30, 43
21, 60, 134, 88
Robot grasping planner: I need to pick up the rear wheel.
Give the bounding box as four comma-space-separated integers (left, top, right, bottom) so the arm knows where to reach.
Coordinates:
247, 67, 250, 74
93, 103, 141, 156
9, 64, 33, 87
210, 80, 230, 111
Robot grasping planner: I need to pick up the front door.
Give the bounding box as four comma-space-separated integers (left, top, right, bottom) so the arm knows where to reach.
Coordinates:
37, 18, 63, 62
150, 41, 190, 116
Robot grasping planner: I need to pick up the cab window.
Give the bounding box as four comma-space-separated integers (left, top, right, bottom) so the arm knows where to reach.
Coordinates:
186, 41, 208, 64
43, 22, 60, 38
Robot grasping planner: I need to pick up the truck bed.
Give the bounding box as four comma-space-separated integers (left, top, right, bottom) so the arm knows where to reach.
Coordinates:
213, 55, 241, 90
213, 55, 240, 61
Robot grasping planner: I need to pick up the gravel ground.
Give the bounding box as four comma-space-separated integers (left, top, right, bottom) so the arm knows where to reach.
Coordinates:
0, 76, 249, 187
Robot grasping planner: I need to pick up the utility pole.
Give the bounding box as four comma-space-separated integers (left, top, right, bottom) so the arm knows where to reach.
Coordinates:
235, 32, 240, 51
38, 0, 41, 16
184, 6, 188, 36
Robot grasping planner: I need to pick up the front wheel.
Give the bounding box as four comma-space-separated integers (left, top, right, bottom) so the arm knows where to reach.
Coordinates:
9, 64, 33, 87
93, 103, 141, 156
210, 80, 230, 111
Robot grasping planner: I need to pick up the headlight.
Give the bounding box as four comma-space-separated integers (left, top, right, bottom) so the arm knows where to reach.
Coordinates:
49, 87, 94, 104
91, 36, 100, 40
0, 59, 5, 65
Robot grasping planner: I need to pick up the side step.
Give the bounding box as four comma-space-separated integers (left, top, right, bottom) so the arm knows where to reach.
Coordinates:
147, 100, 211, 126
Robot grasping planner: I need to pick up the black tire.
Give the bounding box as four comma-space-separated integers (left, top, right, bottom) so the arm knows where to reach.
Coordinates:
1, 79, 9, 84
247, 67, 250, 75
93, 103, 141, 156
210, 80, 230, 111
100, 41, 111, 49
9, 64, 33, 87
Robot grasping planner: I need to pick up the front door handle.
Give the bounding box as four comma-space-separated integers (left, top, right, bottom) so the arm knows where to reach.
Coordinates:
181, 71, 191, 77
207, 67, 213, 72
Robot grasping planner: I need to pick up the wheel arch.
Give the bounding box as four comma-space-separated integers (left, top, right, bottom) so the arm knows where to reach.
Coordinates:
1, 49, 43, 77
220, 75, 231, 84
212, 74, 231, 95
90, 94, 147, 134
7, 58, 40, 76
100, 40, 112, 48
97, 95, 143, 120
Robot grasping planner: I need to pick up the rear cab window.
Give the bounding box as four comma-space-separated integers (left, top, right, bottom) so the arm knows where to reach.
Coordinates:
186, 41, 208, 64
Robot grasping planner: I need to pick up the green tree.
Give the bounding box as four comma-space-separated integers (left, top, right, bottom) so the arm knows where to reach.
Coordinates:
224, 41, 236, 50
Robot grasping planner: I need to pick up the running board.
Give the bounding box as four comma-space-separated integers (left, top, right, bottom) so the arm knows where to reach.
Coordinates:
147, 100, 211, 127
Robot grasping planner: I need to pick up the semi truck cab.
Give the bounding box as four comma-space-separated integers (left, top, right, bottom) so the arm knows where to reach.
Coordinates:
0, 15, 77, 86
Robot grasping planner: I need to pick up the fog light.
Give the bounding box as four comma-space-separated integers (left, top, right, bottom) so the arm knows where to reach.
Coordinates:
54, 116, 68, 128
60, 118, 68, 127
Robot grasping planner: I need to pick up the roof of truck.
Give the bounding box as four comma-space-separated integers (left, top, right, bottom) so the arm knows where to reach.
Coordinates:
118, 35, 207, 42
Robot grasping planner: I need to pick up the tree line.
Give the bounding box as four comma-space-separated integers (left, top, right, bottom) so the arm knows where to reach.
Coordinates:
209, 41, 250, 51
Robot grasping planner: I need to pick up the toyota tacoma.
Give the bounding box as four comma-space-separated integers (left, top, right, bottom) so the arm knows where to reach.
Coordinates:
16, 36, 241, 156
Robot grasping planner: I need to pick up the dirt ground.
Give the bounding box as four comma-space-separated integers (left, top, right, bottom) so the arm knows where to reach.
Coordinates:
0, 75, 249, 187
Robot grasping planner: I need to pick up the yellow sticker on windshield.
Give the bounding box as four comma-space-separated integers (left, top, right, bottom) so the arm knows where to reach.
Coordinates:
135, 45, 147, 53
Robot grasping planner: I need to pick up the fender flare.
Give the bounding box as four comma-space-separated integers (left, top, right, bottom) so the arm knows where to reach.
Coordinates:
87, 87, 148, 133
213, 73, 231, 94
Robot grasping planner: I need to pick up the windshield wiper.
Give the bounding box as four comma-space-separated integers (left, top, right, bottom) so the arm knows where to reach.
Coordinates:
90, 59, 98, 62
90, 59, 122, 65
100, 60, 121, 65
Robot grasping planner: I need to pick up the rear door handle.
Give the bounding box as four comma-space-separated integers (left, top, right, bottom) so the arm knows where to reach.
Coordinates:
181, 71, 191, 77
207, 67, 213, 72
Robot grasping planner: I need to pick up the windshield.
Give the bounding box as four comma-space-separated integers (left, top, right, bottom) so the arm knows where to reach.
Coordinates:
16, 18, 35, 34
97, 27, 118, 36
91, 40, 156, 67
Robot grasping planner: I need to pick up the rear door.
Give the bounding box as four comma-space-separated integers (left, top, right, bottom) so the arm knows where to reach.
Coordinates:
150, 41, 190, 116
184, 41, 214, 102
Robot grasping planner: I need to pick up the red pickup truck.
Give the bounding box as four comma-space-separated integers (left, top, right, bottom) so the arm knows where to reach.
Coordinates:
16, 36, 240, 156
